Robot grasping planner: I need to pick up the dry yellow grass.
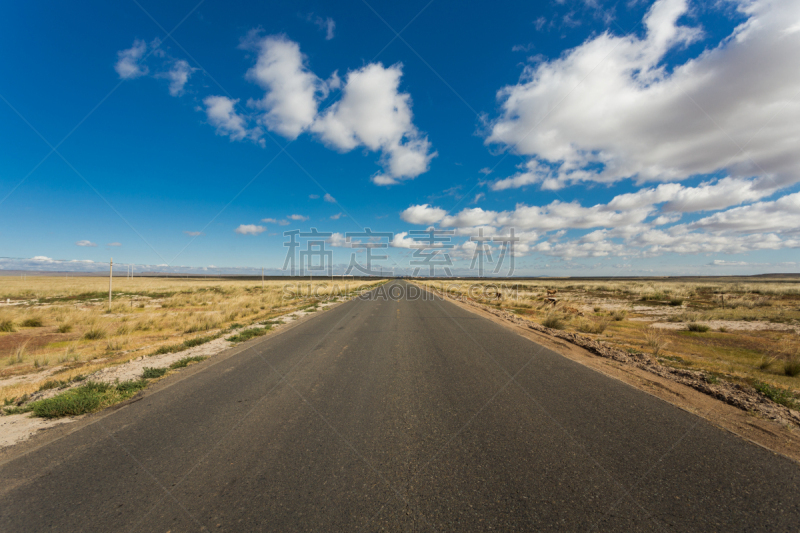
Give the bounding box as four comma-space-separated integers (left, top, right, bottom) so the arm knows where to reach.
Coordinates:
0, 276, 383, 402
419, 278, 800, 396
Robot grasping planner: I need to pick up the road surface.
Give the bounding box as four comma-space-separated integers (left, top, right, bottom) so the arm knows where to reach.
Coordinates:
1, 280, 799, 531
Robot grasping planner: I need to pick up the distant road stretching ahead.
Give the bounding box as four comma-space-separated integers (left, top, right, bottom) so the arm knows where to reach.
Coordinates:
1, 280, 799, 531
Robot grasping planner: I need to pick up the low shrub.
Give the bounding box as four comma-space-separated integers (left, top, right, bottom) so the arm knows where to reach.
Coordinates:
141, 367, 168, 379
784, 358, 800, 377
31, 380, 147, 418
57, 323, 73, 333
541, 314, 565, 330
228, 327, 268, 343
83, 327, 106, 340
687, 323, 710, 332
611, 310, 627, 321
754, 381, 799, 409
169, 356, 206, 369
21, 317, 43, 327
0, 320, 15, 332
576, 319, 608, 334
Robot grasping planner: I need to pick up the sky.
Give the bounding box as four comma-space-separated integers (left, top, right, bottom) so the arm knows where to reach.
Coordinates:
1, 0, 799, 277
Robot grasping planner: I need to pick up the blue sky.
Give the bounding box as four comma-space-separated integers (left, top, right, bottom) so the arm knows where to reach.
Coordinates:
1, 0, 799, 276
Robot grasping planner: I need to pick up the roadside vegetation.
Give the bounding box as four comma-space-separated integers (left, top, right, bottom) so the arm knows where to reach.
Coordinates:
420, 278, 800, 407
0, 277, 381, 406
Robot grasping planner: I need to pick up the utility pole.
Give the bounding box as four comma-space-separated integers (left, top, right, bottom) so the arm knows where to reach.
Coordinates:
108, 258, 113, 309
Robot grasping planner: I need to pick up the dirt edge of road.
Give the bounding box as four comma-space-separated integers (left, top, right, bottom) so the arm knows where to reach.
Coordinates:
416, 283, 800, 464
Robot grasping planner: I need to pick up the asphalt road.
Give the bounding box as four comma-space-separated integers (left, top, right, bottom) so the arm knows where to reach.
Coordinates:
1, 280, 799, 531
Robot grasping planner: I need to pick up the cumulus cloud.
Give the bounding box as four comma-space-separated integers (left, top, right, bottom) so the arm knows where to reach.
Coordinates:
160, 59, 193, 96
115, 39, 149, 79
202, 96, 259, 142
312, 63, 435, 185
400, 204, 447, 225
487, 0, 800, 194
288, 214, 308, 221
235, 224, 266, 235
688, 191, 800, 233
116, 40, 192, 96
194, 33, 434, 184
324, 193, 336, 203
262, 218, 290, 225
75, 240, 97, 247
242, 33, 324, 139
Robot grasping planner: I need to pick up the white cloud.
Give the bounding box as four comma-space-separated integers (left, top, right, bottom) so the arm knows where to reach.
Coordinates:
311, 63, 435, 185
161, 59, 193, 96
288, 214, 308, 221
330, 213, 342, 220
75, 240, 97, 247
324, 193, 336, 203
487, 0, 800, 194
235, 224, 266, 235
242, 33, 324, 140
327, 232, 347, 246
310, 15, 336, 40
184, 231, 204, 236
115, 39, 149, 79
262, 217, 291, 226
688, 191, 800, 233
182, 33, 434, 185
400, 204, 447, 225
202, 96, 258, 142
107, 242, 122, 247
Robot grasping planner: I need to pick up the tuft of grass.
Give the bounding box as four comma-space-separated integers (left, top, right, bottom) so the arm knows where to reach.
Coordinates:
30, 380, 148, 418
21, 317, 44, 327
758, 356, 776, 370
645, 326, 668, 357
687, 323, 710, 332
57, 323, 73, 333
169, 356, 206, 369
611, 310, 627, 321
141, 367, 168, 379
83, 327, 106, 340
668, 298, 684, 306
37, 379, 68, 392
784, 358, 800, 377
0, 319, 15, 332
576, 318, 608, 334
541, 314, 565, 330
228, 327, 268, 343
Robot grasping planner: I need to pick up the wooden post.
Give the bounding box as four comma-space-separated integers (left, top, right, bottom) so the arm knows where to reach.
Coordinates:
108, 258, 113, 309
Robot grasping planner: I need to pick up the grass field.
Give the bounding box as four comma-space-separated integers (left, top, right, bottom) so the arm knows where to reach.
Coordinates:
419, 278, 800, 405
0, 276, 382, 404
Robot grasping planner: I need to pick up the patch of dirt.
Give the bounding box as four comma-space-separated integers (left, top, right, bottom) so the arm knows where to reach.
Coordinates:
0, 330, 72, 353
419, 285, 800, 464
648, 320, 800, 333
